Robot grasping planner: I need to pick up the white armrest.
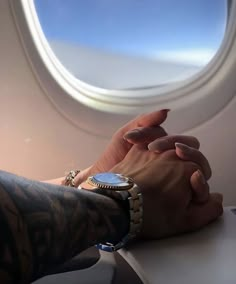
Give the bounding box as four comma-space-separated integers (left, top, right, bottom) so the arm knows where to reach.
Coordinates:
119, 207, 236, 284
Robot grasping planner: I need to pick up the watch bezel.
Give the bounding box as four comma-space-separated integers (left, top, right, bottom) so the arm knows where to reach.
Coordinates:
88, 172, 134, 190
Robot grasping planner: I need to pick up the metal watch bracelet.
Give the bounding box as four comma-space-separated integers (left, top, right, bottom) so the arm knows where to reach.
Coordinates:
96, 184, 143, 252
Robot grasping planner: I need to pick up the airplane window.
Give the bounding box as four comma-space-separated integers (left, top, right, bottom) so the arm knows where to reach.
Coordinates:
34, 0, 227, 91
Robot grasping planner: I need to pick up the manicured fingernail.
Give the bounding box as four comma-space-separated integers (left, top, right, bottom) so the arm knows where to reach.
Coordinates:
148, 140, 168, 152
161, 109, 171, 113
175, 142, 191, 153
196, 170, 206, 185
123, 129, 141, 140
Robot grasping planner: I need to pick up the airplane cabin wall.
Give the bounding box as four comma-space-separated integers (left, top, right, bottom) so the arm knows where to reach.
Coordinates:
0, 0, 235, 205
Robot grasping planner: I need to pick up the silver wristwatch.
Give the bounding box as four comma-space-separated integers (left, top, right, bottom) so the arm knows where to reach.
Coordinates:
78, 172, 143, 252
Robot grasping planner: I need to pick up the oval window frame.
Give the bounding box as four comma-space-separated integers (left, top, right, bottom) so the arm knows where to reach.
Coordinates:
10, 0, 236, 136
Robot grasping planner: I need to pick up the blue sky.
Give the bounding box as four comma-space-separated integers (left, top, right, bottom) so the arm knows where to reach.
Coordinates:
34, 0, 227, 66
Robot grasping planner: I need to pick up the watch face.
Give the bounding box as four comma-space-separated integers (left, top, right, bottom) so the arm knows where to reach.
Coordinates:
89, 173, 133, 190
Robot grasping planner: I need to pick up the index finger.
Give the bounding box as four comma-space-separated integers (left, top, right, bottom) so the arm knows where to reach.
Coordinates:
175, 143, 212, 180
136, 109, 170, 127
148, 135, 200, 152
123, 109, 170, 133
123, 126, 167, 144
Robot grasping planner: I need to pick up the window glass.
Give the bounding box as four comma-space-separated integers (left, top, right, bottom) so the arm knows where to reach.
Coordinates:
34, 0, 227, 90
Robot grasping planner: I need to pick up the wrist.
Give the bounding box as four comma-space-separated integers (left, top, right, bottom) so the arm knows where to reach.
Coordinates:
79, 172, 143, 251
106, 197, 130, 245
74, 166, 93, 187
84, 192, 129, 247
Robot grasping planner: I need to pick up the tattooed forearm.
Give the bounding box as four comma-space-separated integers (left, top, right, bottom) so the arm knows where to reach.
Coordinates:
0, 170, 129, 283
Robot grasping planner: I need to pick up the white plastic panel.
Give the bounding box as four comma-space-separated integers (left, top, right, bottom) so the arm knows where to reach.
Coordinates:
119, 207, 236, 284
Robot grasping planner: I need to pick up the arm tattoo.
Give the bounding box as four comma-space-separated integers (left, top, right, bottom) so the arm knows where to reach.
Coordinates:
0, 170, 129, 283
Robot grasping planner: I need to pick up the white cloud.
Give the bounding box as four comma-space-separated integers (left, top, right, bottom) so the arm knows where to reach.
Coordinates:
49, 40, 202, 89
155, 49, 216, 67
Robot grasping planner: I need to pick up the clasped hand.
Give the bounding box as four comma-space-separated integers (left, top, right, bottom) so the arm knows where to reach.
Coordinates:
90, 109, 223, 239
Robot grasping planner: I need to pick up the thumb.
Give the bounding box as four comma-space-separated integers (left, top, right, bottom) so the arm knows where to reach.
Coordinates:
123, 126, 167, 144
190, 170, 209, 203
123, 109, 170, 143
